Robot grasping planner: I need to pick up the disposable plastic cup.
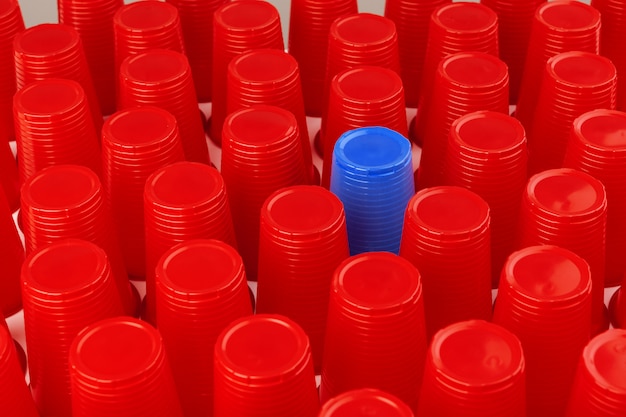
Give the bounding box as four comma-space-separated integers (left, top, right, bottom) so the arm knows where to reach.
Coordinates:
0, 0, 24, 141
0, 325, 39, 416
319, 388, 414, 417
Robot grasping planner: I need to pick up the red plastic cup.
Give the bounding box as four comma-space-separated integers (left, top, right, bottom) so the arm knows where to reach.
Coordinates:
69, 317, 184, 417
320, 66, 408, 188
519, 168, 608, 334
20, 164, 138, 317
221, 105, 309, 281
443, 111, 528, 288
13, 78, 101, 184
227, 49, 315, 184
515, 1, 601, 132
102, 107, 185, 280
210, 0, 284, 146
0, 137, 19, 212
0, 189, 23, 318
320, 252, 427, 412
144, 161, 238, 322
155, 239, 252, 417
256, 185, 350, 372
58, 0, 123, 115
564, 109, 626, 288
319, 388, 415, 417
493, 245, 592, 417
214, 314, 319, 417
13, 23, 103, 133
288, 0, 357, 116
527, 51, 617, 175
566, 329, 626, 416
0, 325, 39, 417
400, 186, 492, 338
118, 49, 210, 164
416, 52, 509, 190
417, 320, 526, 417
0, 0, 24, 142
22, 239, 125, 417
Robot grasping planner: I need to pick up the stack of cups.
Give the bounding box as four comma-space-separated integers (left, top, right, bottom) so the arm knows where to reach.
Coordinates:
0, 0, 23, 142
21, 239, 125, 417
321, 66, 408, 188
13, 79, 101, 184
166, 0, 228, 103
214, 314, 320, 417
20, 165, 138, 317
515, 0, 601, 131
13, 23, 103, 132
221, 106, 309, 281
330, 127, 414, 255
102, 107, 185, 281
384, 0, 451, 108
519, 168, 608, 334
256, 185, 350, 372
155, 239, 253, 417
0, 325, 39, 417
481, 0, 546, 103
527, 51, 617, 175
144, 161, 238, 322
0, 138, 19, 212
443, 111, 528, 288
227, 49, 315, 185
416, 52, 509, 190
288, 0, 357, 116
69, 317, 184, 417
58, 0, 123, 115
400, 186, 493, 338
118, 50, 210, 164
563, 109, 626, 288
493, 245, 592, 417
0, 190, 23, 318
417, 320, 526, 417
566, 329, 626, 416
320, 252, 427, 412
113, 1, 185, 72
412, 2, 498, 145
319, 389, 415, 417
210, 0, 284, 146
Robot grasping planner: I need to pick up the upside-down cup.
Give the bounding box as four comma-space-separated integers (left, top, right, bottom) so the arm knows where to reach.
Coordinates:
221, 106, 309, 281
22, 239, 125, 417
0, 325, 38, 417
144, 161, 238, 323
227, 49, 315, 184
118, 49, 210, 164
515, 0, 601, 132
58, 0, 123, 115
417, 320, 526, 417
566, 329, 626, 416
155, 239, 253, 417
102, 107, 185, 280
13, 23, 103, 132
320, 252, 427, 412
214, 314, 320, 417
321, 66, 408, 188
320, 388, 415, 417
0, 189, 23, 318
519, 168, 608, 334
330, 127, 414, 255
0, 0, 24, 142
210, 0, 284, 146
0, 138, 19, 212
493, 245, 592, 417
443, 111, 528, 288
288, 0, 357, 116
256, 185, 350, 372
564, 109, 626, 288
400, 186, 492, 338
416, 52, 510, 190
13, 78, 101, 184
69, 317, 184, 417
20, 165, 138, 317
